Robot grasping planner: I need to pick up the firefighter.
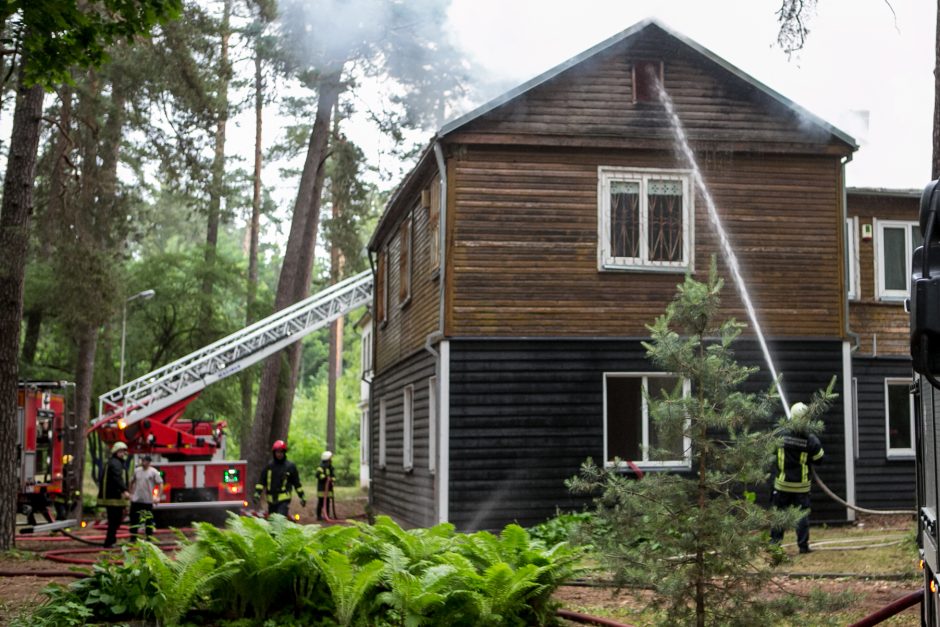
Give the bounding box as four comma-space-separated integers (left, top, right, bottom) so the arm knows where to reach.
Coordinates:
315, 450, 336, 521
770, 402, 825, 554
254, 440, 305, 517
128, 455, 163, 541
99, 441, 130, 548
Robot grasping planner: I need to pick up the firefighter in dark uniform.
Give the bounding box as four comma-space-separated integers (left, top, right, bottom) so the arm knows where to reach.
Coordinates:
315, 450, 336, 521
254, 440, 305, 517
770, 402, 825, 554
99, 441, 130, 548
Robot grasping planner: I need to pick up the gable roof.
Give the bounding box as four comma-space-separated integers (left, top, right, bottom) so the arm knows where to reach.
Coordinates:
440, 18, 856, 149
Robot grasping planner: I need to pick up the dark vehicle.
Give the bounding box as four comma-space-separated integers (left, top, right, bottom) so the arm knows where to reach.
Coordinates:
908, 179, 940, 624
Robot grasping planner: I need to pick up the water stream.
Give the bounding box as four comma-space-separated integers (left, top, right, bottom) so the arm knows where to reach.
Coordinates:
655, 83, 791, 418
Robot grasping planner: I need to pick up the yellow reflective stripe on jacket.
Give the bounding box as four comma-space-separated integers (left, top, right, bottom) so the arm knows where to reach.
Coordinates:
774, 478, 812, 493
812, 448, 825, 461
776, 448, 786, 484
97, 497, 127, 507
800, 452, 808, 484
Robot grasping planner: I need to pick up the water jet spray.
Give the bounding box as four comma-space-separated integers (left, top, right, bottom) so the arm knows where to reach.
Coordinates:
654, 80, 791, 419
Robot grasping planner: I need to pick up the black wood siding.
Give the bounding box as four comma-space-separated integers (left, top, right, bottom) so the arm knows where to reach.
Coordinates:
852, 355, 915, 510
448, 338, 848, 531
370, 349, 437, 528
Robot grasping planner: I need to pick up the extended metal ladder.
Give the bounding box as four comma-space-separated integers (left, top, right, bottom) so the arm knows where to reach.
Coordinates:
92, 270, 373, 429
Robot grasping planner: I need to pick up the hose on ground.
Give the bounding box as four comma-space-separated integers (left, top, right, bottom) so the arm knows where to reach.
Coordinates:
0, 570, 86, 578
812, 468, 915, 516
556, 608, 635, 626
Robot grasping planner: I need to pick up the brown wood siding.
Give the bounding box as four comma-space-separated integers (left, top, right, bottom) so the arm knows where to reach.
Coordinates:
847, 192, 919, 357
446, 145, 843, 338
456, 28, 847, 155
375, 175, 442, 373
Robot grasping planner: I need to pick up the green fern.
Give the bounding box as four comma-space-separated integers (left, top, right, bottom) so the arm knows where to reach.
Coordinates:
312, 549, 385, 626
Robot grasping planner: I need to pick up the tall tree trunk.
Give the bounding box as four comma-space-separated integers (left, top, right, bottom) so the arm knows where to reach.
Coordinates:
21, 310, 41, 366
240, 36, 264, 449
0, 70, 45, 550
200, 0, 232, 339
326, 114, 346, 452
269, 79, 341, 444
247, 69, 343, 480
67, 323, 98, 522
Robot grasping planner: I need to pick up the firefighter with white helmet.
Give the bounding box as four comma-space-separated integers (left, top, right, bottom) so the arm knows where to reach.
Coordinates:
770, 401, 824, 554
98, 441, 131, 548
315, 450, 336, 521
254, 440, 305, 517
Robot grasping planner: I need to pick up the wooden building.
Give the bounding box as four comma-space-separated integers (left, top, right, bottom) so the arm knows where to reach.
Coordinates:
846, 188, 920, 511
364, 19, 860, 530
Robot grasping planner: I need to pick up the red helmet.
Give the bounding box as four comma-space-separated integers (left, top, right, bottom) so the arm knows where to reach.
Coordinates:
272, 440, 288, 452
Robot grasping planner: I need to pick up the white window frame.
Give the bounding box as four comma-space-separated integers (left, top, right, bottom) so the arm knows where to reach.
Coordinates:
598, 167, 693, 272
603, 372, 692, 469
428, 376, 437, 474
360, 327, 373, 376
884, 378, 915, 459
403, 385, 414, 471
875, 219, 918, 300
845, 217, 859, 300
360, 409, 370, 466
378, 398, 387, 469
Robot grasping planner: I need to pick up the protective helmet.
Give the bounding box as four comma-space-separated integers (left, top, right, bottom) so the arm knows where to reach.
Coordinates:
111, 441, 129, 454
272, 440, 288, 452
789, 402, 810, 420
321, 451, 333, 461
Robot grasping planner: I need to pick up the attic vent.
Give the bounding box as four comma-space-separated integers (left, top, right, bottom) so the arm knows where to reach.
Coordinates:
632, 60, 663, 103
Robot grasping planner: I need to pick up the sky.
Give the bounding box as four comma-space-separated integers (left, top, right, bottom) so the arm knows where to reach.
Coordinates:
362, 0, 936, 191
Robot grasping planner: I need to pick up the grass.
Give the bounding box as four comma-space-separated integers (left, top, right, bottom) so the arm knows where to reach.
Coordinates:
556, 518, 923, 626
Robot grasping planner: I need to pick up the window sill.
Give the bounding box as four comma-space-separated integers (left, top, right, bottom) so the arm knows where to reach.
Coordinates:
399, 296, 412, 310
605, 461, 692, 472
885, 453, 915, 461
430, 268, 440, 281
403, 465, 413, 474
600, 262, 690, 274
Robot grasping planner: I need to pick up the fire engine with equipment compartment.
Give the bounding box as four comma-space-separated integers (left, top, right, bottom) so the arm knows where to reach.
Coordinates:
88, 270, 372, 524
16, 381, 77, 525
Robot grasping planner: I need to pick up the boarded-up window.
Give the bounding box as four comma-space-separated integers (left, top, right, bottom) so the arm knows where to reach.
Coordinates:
376, 249, 388, 323
604, 373, 689, 468
399, 212, 413, 303
600, 168, 691, 271
632, 60, 662, 103
429, 177, 441, 274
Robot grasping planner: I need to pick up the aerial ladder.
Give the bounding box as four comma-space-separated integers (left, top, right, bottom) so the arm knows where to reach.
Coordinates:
88, 270, 373, 521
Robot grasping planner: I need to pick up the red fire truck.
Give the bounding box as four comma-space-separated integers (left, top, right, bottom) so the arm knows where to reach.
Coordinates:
88, 271, 372, 524
17, 381, 74, 525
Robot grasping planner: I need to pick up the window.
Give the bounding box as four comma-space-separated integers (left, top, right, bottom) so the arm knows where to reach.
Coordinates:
378, 398, 387, 468
360, 326, 373, 376
885, 379, 914, 458
845, 217, 858, 300
429, 177, 441, 274
604, 373, 690, 468
360, 409, 370, 466
403, 385, 414, 470
428, 377, 437, 473
632, 60, 663, 103
399, 212, 413, 305
598, 168, 692, 271
875, 220, 920, 300
377, 250, 388, 324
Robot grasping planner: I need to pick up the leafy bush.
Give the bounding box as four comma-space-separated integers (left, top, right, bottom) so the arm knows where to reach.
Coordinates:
527, 512, 593, 547
19, 514, 584, 626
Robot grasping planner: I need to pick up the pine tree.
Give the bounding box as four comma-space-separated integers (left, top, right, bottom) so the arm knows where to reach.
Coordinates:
568, 262, 835, 626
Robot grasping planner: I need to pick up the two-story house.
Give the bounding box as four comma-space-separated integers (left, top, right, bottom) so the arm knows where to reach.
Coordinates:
364, 19, 859, 530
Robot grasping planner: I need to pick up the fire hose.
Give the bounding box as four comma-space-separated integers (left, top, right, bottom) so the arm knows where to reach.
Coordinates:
812, 468, 916, 516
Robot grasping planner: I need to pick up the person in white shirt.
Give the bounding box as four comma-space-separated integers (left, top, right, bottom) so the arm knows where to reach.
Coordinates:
128, 455, 163, 540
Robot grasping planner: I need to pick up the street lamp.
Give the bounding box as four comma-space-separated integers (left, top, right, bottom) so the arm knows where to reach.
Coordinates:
120, 289, 155, 386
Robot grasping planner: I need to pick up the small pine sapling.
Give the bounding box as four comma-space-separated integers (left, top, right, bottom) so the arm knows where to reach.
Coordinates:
568, 261, 835, 627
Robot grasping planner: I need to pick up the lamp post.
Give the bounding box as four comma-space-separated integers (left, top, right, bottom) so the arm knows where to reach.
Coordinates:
120, 289, 155, 386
